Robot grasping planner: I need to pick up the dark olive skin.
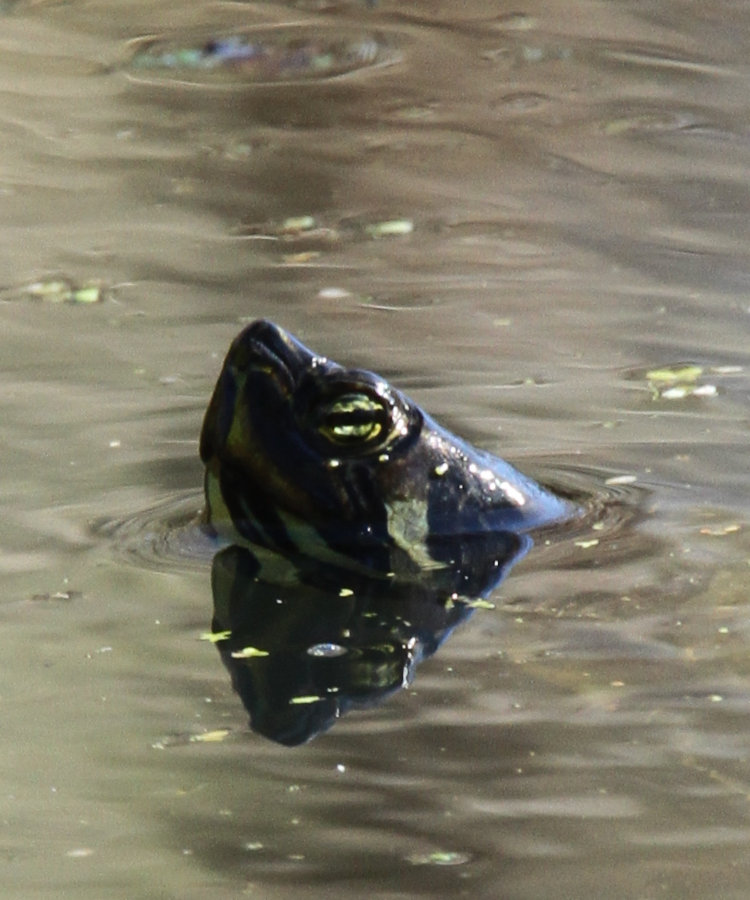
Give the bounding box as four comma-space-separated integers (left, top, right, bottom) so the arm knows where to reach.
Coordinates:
200, 319, 572, 576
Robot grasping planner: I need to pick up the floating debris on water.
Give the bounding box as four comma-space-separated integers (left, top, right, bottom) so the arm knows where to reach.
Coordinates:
125, 26, 402, 86
464, 598, 496, 610
236, 215, 340, 246
279, 215, 317, 234
190, 729, 231, 743
605, 474, 638, 486
235, 213, 415, 254
6, 277, 106, 304
660, 383, 717, 400
230, 646, 270, 659
698, 523, 741, 536
199, 629, 232, 643
646, 364, 703, 384
630, 363, 722, 400
317, 286, 352, 300
152, 729, 232, 748
365, 218, 414, 238
30, 590, 81, 602
65, 848, 94, 859
282, 251, 322, 264
407, 850, 471, 866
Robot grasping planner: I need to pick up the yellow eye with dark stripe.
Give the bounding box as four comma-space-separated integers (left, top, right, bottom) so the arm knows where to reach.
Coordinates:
317, 393, 387, 446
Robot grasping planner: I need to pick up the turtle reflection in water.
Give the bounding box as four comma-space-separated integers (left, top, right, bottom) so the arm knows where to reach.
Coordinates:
201, 320, 573, 745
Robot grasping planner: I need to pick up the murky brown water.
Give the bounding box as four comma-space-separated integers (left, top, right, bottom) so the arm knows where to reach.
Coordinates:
3, 0, 750, 897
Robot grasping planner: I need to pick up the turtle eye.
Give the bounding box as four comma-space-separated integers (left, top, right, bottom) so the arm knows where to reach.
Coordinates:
315, 392, 388, 446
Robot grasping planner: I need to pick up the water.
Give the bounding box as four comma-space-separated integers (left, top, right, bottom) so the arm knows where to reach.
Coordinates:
2, 0, 750, 896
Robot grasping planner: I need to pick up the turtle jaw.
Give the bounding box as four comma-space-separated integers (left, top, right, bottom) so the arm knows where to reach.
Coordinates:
230, 319, 321, 387
200, 319, 323, 465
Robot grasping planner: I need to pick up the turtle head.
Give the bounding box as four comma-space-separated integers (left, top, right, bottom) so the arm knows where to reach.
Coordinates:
201, 319, 572, 574
200, 319, 423, 561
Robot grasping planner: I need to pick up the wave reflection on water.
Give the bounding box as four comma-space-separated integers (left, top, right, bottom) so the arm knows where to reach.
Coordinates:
123, 24, 403, 87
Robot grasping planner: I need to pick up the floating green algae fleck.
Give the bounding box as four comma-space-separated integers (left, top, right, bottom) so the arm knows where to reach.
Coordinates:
17, 277, 105, 304
366, 218, 414, 238
200, 629, 232, 643
646, 364, 703, 384
230, 646, 270, 659
644, 363, 718, 400
407, 850, 471, 866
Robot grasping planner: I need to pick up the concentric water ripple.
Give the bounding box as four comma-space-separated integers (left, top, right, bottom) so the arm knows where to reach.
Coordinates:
99, 464, 647, 575
95, 489, 219, 571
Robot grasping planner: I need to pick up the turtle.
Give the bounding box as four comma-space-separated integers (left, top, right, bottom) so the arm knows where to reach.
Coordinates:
200, 319, 573, 744
200, 318, 571, 573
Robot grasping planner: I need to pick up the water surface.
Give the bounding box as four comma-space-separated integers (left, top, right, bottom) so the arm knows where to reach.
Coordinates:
3, 1, 750, 897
